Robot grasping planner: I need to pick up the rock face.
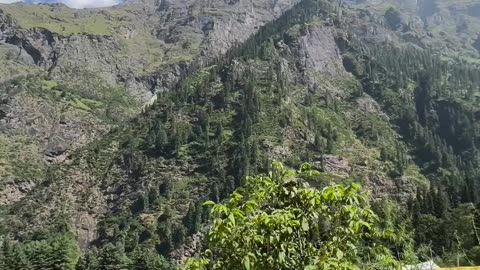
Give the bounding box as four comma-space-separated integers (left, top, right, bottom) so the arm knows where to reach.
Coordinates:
276, 24, 345, 90
345, 0, 480, 60
384, 8, 409, 32
0, 87, 109, 153
474, 34, 480, 53
0, 0, 301, 210
294, 26, 343, 75
320, 155, 352, 177
0, 0, 300, 101
202, 0, 299, 54
0, 180, 35, 206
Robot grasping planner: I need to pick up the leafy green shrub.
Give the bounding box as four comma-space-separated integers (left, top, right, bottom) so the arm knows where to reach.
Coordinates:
183, 162, 404, 270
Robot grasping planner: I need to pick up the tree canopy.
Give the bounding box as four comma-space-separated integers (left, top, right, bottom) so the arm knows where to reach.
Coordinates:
183, 162, 410, 270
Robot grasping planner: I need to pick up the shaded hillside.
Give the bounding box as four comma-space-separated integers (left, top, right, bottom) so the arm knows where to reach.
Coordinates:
0, 0, 300, 207
1, 0, 480, 268
4, 0, 426, 264
345, 0, 480, 63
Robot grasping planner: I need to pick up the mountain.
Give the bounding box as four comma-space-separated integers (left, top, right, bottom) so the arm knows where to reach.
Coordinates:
0, 0, 299, 206
349, 0, 480, 62
0, 0, 480, 268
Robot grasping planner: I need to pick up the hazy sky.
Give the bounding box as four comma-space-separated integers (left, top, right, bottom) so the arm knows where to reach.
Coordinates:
0, 0, 123, 8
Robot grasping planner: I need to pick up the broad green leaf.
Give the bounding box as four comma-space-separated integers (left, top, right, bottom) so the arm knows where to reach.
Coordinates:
203, 201, 215, 206
336, 249, 344, 260
302, 218, 309, 231
243, 256, 250, 270
279, 251, 286, 262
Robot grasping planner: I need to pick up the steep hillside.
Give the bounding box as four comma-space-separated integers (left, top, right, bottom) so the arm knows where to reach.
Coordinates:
0, 0, 299, 98
0, 0, 480, 268
345, 0, 480, 63
0, 0, 300, 206
3, 0, 428, 264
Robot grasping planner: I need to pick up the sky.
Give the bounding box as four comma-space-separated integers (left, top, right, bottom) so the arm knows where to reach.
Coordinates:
0, 0, 123, 8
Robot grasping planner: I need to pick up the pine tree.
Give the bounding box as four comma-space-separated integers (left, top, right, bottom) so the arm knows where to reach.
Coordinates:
129, 247, 174, 270
184, 203, 198, 235
50, 235, 80, 270
158, 223, 173, 255
98, 244, 130, 270
314, 133, 322, 152
76, 248, 99, 270
326, 122, 335, 155
4, 241, 31, 270
433, 187, 449, 219
155, 126, 168, 153
0, 241, 6, 270
215, 123, 224, 143
172, 224, 186, 248
194, 201, 202, 233
250, 139, 259, 173
380, 146, 388, 162
25, 240, 51, 270
224, 176, 235, 198
395, 142, 408, 176
210, 182, 220, 203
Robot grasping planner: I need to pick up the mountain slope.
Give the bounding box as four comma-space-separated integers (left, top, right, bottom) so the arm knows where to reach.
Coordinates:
1, 0, 480, 268
4, 0, 425, 260
0, 0, 300, 206
346, 0, 480, 63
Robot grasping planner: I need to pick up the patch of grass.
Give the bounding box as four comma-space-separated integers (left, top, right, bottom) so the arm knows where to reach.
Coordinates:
0, 135, 45, 186
41, 80, 59, 90
404, 164, 429, 187
68, 98, 92, 111
0, 3, 114, 35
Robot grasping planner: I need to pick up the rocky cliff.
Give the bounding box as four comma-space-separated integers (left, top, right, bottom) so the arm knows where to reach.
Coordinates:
0, 0, 301, 206
1, 0, 301, 100
345, 0, 480, 63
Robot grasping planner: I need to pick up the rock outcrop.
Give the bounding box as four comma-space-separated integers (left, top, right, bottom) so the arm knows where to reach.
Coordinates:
1, 0, 301, 102
474, 34, 480, 53
0, 0, 302, 210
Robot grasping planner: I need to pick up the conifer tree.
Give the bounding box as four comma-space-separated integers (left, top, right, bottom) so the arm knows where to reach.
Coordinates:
98, 244, 131, 270
76, 248, 99, 270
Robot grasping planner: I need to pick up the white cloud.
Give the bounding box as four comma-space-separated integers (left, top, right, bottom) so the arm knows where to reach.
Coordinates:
0, 0, 122, 8
58, 0, 122, 8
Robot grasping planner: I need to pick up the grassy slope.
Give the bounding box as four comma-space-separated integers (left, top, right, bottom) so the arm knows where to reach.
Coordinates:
0, 3, 114, 36
0, 1, 204, 76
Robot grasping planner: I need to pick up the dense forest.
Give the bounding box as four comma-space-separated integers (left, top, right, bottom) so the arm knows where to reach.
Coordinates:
344, 39, 480, 265
1, 0, 480, 268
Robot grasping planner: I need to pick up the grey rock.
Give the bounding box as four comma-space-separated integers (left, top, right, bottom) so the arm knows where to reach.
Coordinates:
473, 34, 480, 53
384, 8, 409, 32
1, 0, 301, 102
46, 145, 67, 157
0, 43, 35, 64
0, 180, 35, 206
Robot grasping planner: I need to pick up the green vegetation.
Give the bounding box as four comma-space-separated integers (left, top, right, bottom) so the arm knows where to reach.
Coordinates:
0, 233, 80, 270
341, 31, 480, 265
1, 0, 480, 268
0, 233, 176, 270
0, 74, 139, 208
0, 135, 45, 187
0, 3, 113, 35
184, 162, 412, 270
